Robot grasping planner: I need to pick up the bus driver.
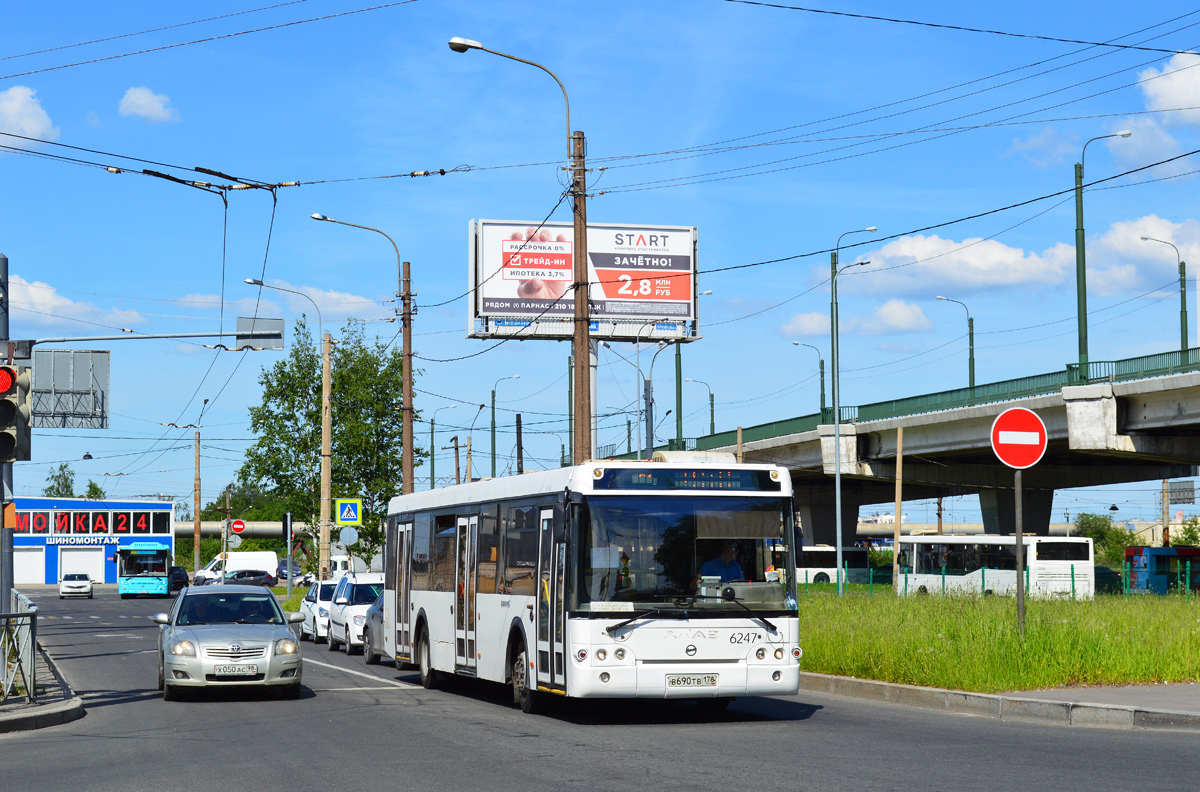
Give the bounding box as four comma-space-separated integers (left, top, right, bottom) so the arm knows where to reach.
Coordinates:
698, 540, 744, 583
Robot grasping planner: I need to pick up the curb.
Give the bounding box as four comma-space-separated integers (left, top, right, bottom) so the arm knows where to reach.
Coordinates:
0, 696, 85, 734
0, 645, 85, 735
798, 672, 1200, 731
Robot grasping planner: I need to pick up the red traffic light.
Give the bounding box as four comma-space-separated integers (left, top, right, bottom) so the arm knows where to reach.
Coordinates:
0, 366, 15, 395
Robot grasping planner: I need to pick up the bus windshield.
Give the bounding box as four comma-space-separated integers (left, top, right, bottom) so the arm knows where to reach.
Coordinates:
119, 551, 168, 577
578, 494, 794, 613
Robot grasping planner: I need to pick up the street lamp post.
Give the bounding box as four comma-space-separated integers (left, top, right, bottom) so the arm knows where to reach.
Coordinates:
1074, 130, 1132, 380
450, 37, 592, 464
163, 419, 203, 576
791, 342, 826, 416
430, 404, 456, 489
465, 404, 485, 482
675, 290, 713, 446
684, 378, 715, 435
245, 277, 332, 577
831, 226, 876, 596
491, 374, 520, 477
646, 343, 672, 457
600, 341, 646, 459
935, 296, 974, 388
1140, 236, 1188, 354
310, 213, 415, 496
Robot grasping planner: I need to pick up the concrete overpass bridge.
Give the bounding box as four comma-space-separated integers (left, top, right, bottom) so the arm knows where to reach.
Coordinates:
629, 348, 1200, 546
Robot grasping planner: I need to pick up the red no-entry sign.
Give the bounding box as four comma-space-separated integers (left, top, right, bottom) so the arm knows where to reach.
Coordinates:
231, 519, 246, 535
990, 408, 1047, 469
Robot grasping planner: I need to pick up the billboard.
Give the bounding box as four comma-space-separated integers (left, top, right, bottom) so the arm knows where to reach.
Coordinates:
469, 219, 698, 341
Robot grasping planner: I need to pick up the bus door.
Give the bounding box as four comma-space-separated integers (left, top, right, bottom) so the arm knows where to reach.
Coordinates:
455, 515, 478, 671
395, 521, 412, 663
535, 507, 566, 691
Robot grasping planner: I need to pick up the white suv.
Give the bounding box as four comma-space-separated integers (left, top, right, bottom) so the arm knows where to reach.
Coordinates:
327, 572, 384, 654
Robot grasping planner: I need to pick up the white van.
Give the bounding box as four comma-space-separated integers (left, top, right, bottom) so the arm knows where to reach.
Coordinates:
193, 551, 280, 586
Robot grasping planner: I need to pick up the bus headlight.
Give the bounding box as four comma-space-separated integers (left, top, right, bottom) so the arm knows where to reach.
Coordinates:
275, 638, 299, 655
614, 648, 626, 660
596, 649, 607, 661
755, 648, 766, 660
167, 639, 196, 657
774, 648, 785, 660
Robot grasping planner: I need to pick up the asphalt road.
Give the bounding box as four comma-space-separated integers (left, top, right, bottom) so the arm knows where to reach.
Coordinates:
5, 586, 1195, 791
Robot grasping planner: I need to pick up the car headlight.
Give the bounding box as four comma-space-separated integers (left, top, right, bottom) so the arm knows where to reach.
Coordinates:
353, 615, 365, 626
167, 639, 197, 657
275, 638, 299, 655
317, 608, 328, 617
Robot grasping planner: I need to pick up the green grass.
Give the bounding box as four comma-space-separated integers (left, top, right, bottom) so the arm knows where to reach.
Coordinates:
270, 586, 305, 612
797, 593, 1200, 693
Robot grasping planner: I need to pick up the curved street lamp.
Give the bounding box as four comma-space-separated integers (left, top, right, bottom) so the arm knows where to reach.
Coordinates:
1140, 236, 1188, 353
491, 374, 520, 477
830, 226, 876, 596
792, 342, 826, 416
935, 296, 974, 388
450, 37, 592, 463
430, 404, 456, 489
1074, 130, 1132, 378
684, 378, 715, 435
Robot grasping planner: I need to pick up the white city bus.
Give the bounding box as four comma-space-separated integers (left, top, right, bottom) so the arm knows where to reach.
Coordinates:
382, 459, 802, 713
796, 545, 872, 586
896, 535, 1094, 599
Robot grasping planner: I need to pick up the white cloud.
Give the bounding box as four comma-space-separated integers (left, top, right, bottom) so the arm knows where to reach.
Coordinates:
781, 312, 828, 336
1105, 116, 1190, 179
246, 281, 386, 324
1139, 53, 1200, 126
9, 275, 144, 328
782, 300, 932, 337
848, 234, 1073, 295
1088, 215, 1200, 296
118, 87, 179, 122
1007, 126, 1077, 167
0, 86, 59, 144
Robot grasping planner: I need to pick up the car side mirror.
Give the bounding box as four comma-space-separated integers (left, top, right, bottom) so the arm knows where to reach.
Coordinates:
303, 595, 315, 602
335, 597, 349, 605
286, 612, 306, 624
151, 613, 170, 625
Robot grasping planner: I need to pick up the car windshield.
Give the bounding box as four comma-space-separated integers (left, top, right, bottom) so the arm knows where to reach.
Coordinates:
349, 583, 382, 605
176, 591, 284, 625
578, 494, 796, 613
63, 573, 88, 582
318, 583, 336, 601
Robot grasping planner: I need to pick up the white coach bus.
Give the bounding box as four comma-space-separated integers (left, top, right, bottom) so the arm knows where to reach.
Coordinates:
896, 535, 1094, 599
381, 459, 802, 713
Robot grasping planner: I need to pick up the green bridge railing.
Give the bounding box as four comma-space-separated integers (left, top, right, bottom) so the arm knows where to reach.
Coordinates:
611, 347, 1200, 460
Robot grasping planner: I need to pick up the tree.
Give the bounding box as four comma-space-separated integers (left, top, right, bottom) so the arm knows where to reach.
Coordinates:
1176, 516, 1200, 547
82, 480, 106, 500
239, 318, 417, 565
1074, 512, 1135, 568
43, 463, 75, 498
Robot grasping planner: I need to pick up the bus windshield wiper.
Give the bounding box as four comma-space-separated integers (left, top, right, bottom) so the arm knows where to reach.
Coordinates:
695, 591, 777, 633
604, 608, 688, 636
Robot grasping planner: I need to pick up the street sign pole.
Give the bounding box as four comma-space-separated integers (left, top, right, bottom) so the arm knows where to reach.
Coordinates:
1015, 468, 1025, 636
990, 407, 1047, 640
285, 512, 293, 598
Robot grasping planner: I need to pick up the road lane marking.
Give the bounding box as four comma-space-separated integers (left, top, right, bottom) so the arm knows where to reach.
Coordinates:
302, 657, 418, 689
93, 633, 140, 639
309, 686, 408, 692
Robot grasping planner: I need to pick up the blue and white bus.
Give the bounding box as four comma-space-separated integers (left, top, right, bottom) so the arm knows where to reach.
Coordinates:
117, 541, 172, 598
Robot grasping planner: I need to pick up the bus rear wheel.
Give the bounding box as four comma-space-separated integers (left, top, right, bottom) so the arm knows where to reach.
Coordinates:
813, 573, 830, 584
513, 648, 539, 714
418, 631, 438, 690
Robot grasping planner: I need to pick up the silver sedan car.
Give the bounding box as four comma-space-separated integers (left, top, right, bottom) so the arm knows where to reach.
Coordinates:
153, 585, 305, 700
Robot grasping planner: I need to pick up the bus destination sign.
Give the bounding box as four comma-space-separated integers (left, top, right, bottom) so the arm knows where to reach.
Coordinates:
592, 468, 781, 492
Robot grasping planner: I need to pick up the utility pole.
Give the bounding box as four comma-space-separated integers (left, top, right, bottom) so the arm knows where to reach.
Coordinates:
193, 428, 201, 574
319, 331, 332, 578
465, 436, 473, 483
401, 261, 414, 495
516, 414, 524, 474
222, 483, 232, 563
571, 130, 592, 464
443, 437, 461, 485
674, 341, 683, 446
937, 497, 944, 535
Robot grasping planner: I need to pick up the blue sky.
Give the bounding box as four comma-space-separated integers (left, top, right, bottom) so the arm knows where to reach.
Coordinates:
4, 1, 1200, 525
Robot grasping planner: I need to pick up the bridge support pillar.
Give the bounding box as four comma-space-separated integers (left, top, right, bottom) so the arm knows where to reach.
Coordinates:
795, 486, 862, 547
979, 486, 1054, 535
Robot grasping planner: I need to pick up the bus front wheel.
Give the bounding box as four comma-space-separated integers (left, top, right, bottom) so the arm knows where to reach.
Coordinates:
418, 631, 438, 690
513, 648, 539, 714
813, 573, 830, 584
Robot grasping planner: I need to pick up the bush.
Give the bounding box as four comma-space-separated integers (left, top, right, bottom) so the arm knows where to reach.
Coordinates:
1074, 512, 1135, 568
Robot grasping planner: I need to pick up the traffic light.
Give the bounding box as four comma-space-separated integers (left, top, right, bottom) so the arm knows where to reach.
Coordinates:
0, 365, 32, 463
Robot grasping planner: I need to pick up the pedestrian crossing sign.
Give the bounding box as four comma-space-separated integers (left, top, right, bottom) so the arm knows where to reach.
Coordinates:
335, 499, 362, 525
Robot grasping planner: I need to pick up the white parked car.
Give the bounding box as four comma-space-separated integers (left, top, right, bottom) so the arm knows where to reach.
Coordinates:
298, 579, 338, 643
327, 572, 384, 654
59, 573, 93, 599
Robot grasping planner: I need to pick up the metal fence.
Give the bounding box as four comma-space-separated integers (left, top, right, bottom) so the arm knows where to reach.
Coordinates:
2, 591, 38, 703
